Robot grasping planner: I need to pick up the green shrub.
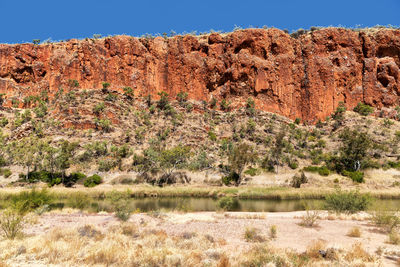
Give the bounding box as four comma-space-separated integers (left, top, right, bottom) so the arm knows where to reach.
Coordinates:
69, 172, 87, 183
98, 159, 116, 171
303, 165, 330, 176
370, 209, 400, 233
0, 209, 26, 239
324, 189, 371, 214
217, 196, 239, 211
102, 82, 110, 90
244, 167, 259, 176
244, 227, 266, 242
342, 170, 364, 183
221, 172, 239, 186
208, 131, 217, 141
0, 168, 12, 178
11, 189, 53, 214
105, 93, 117, 101
84, 174, 102, 187
294, 118, 301, 125
93, 102, 105, 114
353, 102, 374, 116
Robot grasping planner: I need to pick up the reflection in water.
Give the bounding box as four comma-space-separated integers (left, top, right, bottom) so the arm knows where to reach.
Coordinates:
59, 198, 400, 213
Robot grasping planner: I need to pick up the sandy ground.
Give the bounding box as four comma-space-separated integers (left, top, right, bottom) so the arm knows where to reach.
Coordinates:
24, 210, 400, 266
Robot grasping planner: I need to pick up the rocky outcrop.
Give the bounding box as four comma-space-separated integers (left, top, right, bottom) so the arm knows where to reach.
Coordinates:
0, 28, 399, 122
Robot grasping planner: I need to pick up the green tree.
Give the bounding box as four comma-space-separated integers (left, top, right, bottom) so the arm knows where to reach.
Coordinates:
159, 145, 191, 176
228, 143, 257, 185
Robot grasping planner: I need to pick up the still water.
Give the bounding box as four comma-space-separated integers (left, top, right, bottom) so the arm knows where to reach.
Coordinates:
55, 197, 400, 213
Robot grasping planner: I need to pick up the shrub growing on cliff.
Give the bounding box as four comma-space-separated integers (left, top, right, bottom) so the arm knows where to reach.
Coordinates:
123, 87, 134, 98
32, 39, 40, 45
220, 99, 231, 111
353, 102, 374, 116
102, 82, 111, 90
157, 91, 170, 110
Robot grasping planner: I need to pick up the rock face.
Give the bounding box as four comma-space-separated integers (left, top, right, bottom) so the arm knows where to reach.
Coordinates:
1, 28, 400, 122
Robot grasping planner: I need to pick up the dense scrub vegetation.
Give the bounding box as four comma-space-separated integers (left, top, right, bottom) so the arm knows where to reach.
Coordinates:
0, 86, 400, 187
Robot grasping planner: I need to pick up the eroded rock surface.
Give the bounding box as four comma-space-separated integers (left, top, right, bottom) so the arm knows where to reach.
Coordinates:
1, 28, 400, 122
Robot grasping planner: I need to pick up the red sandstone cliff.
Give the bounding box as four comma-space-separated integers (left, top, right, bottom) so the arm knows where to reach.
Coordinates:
0, 28, 399, 122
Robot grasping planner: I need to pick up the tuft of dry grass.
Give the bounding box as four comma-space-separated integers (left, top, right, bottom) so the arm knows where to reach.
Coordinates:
344, 242, 375, 262
347, 227, 361, 237
388, 231, 400, 245
299, 210, 320, 227
269, 225, 277, 239
244, 227, 266, 242
306, 240, 326, 258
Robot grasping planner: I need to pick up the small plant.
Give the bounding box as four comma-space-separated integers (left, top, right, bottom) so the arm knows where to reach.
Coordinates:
32, 39, 40, 45
369, 208, 400, 233
324, 189, 371, 214
353, 102, 374, 116
11, 189, 53, 214
209, 97, 217, 109
244, 227, 265, 242
342, 170, 364, 183
290, 172, 308, 188
217, 196, 238, 211
347, 227, 361, 237
102, 82, 111, 90
220, 99, 231, 111
176, 91, 188, 103
208, 131, 217, 141
294, 118, 301, 124
299, 210, 320, 227
93, 102, 105, 114
388, 231, 400, 245
84, 174, 102, 187
157, 91, 170, 110
68, 79, 80, 88
123, 87, 134, 98
269, 225, 277, 239
0, 209, 26, 239
0, 168, 12, 178
105, 93, 117, 102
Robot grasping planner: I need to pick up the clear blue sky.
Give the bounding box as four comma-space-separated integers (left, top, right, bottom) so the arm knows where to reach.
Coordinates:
1, 0, 399, 43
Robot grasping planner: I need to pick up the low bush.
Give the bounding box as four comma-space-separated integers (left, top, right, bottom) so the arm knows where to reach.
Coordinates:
303, 165, 330, 176
369, 209, 400, 233
353, 102, 374, 116
217, 196, 239, 211
347, 227, 361, 237
342, 170, 364, 183
290, 172, 308, 188
84, 174, 102, 187
388, 231, 400, 245
244, 227, 266, 242
324, 189, 371, 214
221, 172, 239, 186
0, 168, 12, 178
299, 210, 320, 227
0, 208, 26, 239
244, 167, 259, 176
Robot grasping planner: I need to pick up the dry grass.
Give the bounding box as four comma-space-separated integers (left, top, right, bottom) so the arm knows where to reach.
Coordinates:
347, 227, 362, 238
299, 210, 320, 227
244, 227, 266, 242
387, 231, 400, 245
345, 242, 375, 262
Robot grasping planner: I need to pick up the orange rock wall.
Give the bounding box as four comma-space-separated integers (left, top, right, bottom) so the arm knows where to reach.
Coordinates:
1, 28, 399, 122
